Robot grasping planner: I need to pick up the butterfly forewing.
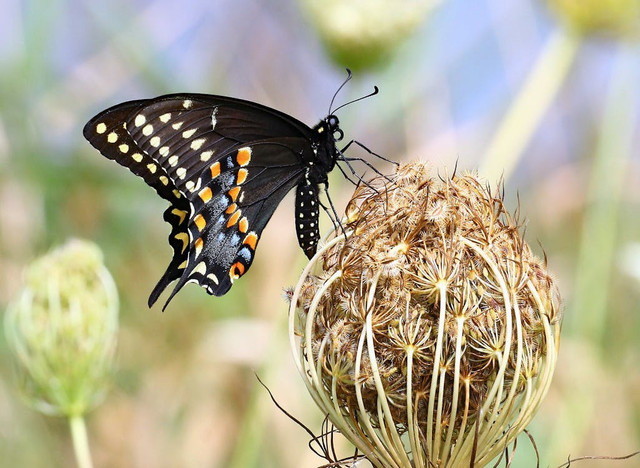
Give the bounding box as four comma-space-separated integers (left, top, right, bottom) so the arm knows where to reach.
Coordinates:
83, 94, 326, 308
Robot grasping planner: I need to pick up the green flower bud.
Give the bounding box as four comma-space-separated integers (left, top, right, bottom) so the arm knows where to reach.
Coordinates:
5, 239, 118, 417
303, 0, 440, 71
289, 163, 562, 467
548, 0, 640, 40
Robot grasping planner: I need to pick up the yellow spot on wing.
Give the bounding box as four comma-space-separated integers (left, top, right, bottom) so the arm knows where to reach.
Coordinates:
96, 123, 107, 134
200, 150, 213, 162
172, 121, 184, 130
150, 136, 161, 147
194, 214, 206, 231
174, 232, 189, 253
170, 209, 186, 225
236, 147, 252, 166
107, 132, 118, 143
118, 144, 129, 153
160, 176, 169, 185
132, 153, 143, 162
147, 163, 157, 173
142, 124, 154, 136
159, 113, 172, 123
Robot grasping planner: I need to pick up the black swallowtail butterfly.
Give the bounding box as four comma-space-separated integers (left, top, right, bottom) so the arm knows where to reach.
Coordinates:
83, 75, 379, 309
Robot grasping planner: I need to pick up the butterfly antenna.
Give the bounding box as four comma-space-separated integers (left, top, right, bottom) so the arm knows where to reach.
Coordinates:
328, 68, 353, 115
331, 86, 379, 115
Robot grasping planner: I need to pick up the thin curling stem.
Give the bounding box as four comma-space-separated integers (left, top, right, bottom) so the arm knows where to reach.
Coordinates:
69, 415, 94, 468
480, 29, 580, 182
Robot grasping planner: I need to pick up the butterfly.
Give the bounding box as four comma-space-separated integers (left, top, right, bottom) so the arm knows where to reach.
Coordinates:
83, 74, 379, 309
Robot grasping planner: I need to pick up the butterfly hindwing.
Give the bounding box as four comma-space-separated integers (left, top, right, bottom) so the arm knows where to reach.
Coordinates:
159, 140, 309, 305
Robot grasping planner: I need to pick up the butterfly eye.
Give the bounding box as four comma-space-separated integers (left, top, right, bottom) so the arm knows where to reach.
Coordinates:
333, 128, 344, 142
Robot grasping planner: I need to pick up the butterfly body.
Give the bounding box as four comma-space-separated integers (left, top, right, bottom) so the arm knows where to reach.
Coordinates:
83, 93, 343, 307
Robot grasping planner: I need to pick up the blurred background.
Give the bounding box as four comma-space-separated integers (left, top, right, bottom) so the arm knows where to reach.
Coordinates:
1, 0, 639, 467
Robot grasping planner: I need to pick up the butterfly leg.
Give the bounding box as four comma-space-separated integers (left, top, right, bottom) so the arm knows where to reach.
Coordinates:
321, 183, 347, 241
340, 139, 399, 167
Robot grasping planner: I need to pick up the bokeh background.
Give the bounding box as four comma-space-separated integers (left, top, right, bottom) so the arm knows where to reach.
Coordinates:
1, 0, 639, 467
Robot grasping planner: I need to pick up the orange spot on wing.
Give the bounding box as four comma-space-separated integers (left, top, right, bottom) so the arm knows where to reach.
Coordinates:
243, 232, 258, 250
236, 147, 251, 166
194, 214, 206, 231
226, 210, 241, 228
237, 168, 248, 185
238, 217, 248, 234
228, 186, 240, 202
199, 187, 212, 203
230, 262, 245, 280
194, 237, 204, 255
225, 203, 237, 215
210, 162, 221, 179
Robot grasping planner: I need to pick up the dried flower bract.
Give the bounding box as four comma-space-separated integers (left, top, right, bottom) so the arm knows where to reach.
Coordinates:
288, 162, 562, 467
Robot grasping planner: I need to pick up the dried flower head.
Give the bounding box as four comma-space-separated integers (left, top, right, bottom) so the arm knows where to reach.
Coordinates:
289, 162, 562, 467
4, 239, 119, 417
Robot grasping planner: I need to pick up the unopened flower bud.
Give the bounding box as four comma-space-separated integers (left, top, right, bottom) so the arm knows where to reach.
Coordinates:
303, 0, 440, 71
548, 0, 640, 40
5, 239, 118, 417
289, 163, 562, 467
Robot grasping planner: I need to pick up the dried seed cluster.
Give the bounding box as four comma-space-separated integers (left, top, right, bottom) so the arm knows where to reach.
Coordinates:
289, 162, 562, 467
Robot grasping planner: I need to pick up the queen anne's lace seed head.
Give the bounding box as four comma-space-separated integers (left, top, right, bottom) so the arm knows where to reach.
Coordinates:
289, 162, 562, 467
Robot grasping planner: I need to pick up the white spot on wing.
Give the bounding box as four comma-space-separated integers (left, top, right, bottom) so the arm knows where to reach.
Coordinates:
134, 114, 146, 127
150, 136, 161, 147
182, 128, 197, 139
200, 150, 213, 162
159, 113, 172, 123
142, 124, 154, 136
191, 138, 206, 150
211, 107, 218, 130
183, 99, 193, 109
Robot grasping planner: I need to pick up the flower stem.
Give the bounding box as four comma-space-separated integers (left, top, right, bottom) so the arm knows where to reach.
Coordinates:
571, 47, 638, 343
479, 29, 581, 183
69, 415, 94, 468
